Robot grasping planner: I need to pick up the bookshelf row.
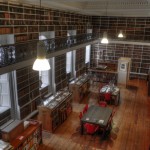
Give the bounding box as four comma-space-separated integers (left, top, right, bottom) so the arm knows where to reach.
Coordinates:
76, 47, 86, 78
16, 66, 41, 119
91, 43, 150, 76
55, 54, 67, 92
92, 16, 150, 41
0, 2, 92, 42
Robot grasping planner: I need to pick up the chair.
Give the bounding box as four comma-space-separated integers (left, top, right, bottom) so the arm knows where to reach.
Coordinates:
84, 123, 99, 135
83, 104, 88, 114
99, 101, 107, 107
104, 92, 112, 104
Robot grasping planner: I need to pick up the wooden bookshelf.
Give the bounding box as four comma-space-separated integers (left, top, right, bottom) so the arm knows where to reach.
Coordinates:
75, 47, 86, 77
16, 66, 41, 120
0, 2, 91, 43
91, 43, 150, 79
55, 54, 67, 92
92, 16, 150, 41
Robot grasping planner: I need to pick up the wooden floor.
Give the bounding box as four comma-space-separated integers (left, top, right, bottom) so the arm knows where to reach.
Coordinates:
39, 79, 150, 150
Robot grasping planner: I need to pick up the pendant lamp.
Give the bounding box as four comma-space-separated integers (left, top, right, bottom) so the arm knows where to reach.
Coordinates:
118, 30, 124, 38
101, 32, 109, 44
33, 41, 50, 71
32, 0, 50, 71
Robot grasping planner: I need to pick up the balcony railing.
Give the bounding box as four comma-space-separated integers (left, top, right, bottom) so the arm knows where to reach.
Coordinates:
0, 33, 99, 68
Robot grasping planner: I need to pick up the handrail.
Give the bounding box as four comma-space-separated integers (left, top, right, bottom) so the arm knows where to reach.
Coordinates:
0, 33, 99, 68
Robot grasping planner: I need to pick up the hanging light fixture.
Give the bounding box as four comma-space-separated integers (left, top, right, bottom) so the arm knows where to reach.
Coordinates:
101, 1, 109, 44
101, 32, 109, 44
118, 30, 124, 38
33, 41, 50, 71
32, 0, 50, 71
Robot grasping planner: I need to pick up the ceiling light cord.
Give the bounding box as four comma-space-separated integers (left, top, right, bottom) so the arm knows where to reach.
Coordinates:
101, 0, 109, 44
39, 0, 41, 36
32, 0, 50, 71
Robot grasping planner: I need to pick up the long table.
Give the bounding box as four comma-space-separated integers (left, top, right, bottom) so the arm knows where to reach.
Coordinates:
81, 105, 112, 137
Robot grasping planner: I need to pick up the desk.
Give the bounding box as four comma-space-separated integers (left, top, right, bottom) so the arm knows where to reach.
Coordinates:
100, 85, 120, 105
81, 106, 112, 136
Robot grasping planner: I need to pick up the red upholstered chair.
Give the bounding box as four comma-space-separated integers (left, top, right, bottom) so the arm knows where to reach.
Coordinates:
83, 104, 89, 114
104, 92, 112, 104
84, 123, 99, 134
99, 101, 107, 107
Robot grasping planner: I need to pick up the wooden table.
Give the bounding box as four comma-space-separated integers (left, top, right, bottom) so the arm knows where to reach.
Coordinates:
81, 106, 112, 137
100, 85, 120, 105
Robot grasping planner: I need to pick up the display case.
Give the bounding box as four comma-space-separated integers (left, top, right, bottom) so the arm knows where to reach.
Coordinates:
69, 74, 90, 102
38, 89, 72, 132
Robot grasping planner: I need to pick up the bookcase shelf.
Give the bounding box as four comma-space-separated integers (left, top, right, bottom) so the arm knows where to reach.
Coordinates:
91, 43, 150, 79
0, 2, 92, 43
76, 47, 86, 77
55, 54, 67, 92
16, 66, 41, 120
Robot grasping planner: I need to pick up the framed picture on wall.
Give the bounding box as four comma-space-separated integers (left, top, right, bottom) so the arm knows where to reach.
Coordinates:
120, 63, 126, 71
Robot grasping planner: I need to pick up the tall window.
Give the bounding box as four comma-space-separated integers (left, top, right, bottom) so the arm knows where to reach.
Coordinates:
0, 73, 12, 126
66, 51, 72, 74
39, 31, 54, 93
85, 45, 91, 64
66, 30, 76, 79
39, 59, 52, 94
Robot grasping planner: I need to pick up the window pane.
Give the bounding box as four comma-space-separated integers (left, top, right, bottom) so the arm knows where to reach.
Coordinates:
0, 73, 12, 126
85, 45, 91, 63
40, 70, 49, 88
66, 52, 72, 73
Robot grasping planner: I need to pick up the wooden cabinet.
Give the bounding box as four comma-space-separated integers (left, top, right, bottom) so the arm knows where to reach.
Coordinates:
10, 120, 42, 150
69, 74, 90, 102
38, 91, 72, 132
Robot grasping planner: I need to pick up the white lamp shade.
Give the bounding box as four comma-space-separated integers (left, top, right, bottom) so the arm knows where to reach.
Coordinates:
101, 32, 109, 44
101, 37, 108, 44
32, 58, 50, 71
118, 31, 124, 38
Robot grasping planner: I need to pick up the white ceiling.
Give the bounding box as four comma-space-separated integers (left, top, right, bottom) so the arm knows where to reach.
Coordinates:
6, 0, 150, 17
